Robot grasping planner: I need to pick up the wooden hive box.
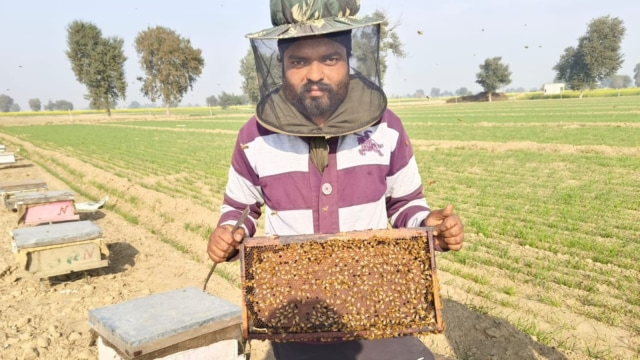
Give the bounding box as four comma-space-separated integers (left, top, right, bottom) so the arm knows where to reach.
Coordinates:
88, 287, 244, 360
240, 227, 443, 342
1, 179, 48, 210
6, 189, 79, 225
11, 220, 109, 278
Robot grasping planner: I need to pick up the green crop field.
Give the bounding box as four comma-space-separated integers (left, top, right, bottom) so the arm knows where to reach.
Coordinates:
1, 96, 639, 358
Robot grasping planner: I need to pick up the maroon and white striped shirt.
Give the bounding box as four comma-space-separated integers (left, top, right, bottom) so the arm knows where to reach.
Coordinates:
218, 108, 430, 236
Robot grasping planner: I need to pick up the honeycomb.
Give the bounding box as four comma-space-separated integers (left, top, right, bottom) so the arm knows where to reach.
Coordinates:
240, 228, 443, 341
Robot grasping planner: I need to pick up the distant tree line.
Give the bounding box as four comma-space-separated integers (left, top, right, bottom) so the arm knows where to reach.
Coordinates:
44, 99, 74, 111
204, 93, 248, 109
60, 13, 636, 114
0, 96, 74, 112
410, 15, 632, 101
599, 75, 633, 89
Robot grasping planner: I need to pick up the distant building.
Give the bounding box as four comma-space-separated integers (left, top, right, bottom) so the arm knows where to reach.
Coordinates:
543, 83, 565, 95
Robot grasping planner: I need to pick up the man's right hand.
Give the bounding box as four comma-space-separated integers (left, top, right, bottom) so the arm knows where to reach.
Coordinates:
207, 225, 245, 263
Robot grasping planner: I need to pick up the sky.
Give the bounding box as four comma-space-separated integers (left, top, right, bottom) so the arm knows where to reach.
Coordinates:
1, 0, 638, 110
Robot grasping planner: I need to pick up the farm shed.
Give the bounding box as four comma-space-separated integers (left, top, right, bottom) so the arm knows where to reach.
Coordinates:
543, 83, 565, 95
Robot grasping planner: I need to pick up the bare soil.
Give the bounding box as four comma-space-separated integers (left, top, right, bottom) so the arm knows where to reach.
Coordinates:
0, 117, 604, 360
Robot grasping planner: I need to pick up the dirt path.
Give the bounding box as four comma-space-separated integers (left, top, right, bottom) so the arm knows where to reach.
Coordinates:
0, 127, 601, 360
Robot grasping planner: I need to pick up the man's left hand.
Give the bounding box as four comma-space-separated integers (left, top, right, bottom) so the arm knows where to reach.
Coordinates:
425, 204, 464, 251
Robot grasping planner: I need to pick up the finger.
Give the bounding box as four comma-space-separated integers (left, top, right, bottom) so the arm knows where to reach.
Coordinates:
217, 225, 242, 247
437, 223, 464, 251
207, 226, 239, 262
442, 236, 464, 251
434, 214, 462, 236
436, 232, 464, 250
426, 204, 454, 227
232, 227, 245, 244
207, 243, 227, 263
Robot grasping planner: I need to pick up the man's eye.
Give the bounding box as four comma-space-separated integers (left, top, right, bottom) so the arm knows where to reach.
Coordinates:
291, 60, 305, 66
324, 57, 339, 65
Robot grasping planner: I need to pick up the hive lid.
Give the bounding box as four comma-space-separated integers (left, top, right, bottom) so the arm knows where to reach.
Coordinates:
6, 189, 75, 207
0, 179, 47, 193
88, 287, 242, 357
11, 220, 103, 250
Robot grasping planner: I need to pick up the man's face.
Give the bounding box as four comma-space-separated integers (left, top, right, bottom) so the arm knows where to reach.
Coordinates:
281, 36, 349, 120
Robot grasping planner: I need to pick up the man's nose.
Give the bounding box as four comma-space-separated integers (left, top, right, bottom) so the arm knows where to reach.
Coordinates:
306, 61, 324, 82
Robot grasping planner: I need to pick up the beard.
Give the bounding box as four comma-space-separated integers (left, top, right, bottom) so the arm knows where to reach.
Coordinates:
283, 77, 349, 119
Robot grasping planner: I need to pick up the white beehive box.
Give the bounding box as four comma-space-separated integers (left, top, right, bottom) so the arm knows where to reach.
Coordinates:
88, 287, 244, 360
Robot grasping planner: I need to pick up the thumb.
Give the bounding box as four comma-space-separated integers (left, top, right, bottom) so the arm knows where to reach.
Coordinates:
233, 227, 246, 243
425, 204, 454, 227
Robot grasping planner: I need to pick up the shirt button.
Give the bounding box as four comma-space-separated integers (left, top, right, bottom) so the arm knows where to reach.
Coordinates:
321, 183, 333, 195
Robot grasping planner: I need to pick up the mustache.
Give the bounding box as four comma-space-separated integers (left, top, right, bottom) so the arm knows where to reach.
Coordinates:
301, 81, 333, 93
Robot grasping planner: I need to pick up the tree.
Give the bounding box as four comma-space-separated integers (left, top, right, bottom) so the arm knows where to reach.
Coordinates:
239, 48, 260, 104
553, 16, 625, 98
44, 100, 55, 111
414, 89, 425, 98
218, 92, 246, 109
205, 95, 219, 107
600, 74, 632, 89
373, 10, 406, 86
128, 101, 141, 109
10, 103, 20, 112
66, 20, 127, 116
352, 10, 406, 87
29, 98, 41, 111
456, 87, 471, 96
634, 63, 640, 87
476, 57, 512, 102
0, 94, 15, 112
240, 45, 283, 102
430, 88, 441, 98
55, 100, 74, 111
134, 26, 205, 116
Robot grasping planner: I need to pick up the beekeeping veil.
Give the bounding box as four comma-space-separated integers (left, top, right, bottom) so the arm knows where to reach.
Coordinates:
246, 0, 386, 139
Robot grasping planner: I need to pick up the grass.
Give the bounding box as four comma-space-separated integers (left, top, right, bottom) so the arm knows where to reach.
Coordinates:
0, 104, 255, 118
1, 95, 639, 359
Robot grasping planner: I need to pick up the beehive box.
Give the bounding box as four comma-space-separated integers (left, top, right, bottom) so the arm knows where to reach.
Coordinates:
6, 189, 79, 225
5, 189, 76, 212
11, 220, 109, 278
88, 287, 243, 360
240, 227, 443, 342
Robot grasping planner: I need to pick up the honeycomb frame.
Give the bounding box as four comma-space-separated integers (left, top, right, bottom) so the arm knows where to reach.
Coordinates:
240, 227, 443, 342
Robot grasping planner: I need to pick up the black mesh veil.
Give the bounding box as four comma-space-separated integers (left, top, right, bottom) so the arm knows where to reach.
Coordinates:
249, 24, 382, 100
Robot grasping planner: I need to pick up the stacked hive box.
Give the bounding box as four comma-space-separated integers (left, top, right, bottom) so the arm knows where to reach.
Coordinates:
1, 147, 109, 278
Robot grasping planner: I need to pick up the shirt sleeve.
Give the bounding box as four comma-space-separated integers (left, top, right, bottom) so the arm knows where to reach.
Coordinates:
384, 111, 430, 228
217, 120, 264, 236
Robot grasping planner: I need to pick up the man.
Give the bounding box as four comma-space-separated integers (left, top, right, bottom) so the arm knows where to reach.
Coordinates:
208, 1, 464, 359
